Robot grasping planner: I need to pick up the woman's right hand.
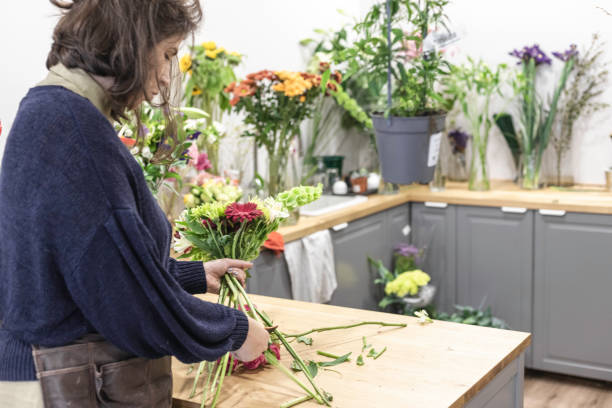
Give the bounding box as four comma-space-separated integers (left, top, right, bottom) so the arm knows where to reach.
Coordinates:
232, 317, 270, 362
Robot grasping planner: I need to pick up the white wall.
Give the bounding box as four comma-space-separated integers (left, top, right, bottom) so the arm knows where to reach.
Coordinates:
2, 0, 612, 183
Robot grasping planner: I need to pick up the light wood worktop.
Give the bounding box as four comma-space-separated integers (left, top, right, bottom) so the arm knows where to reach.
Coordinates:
172, 294, 531, 408
279, 180, 612, 242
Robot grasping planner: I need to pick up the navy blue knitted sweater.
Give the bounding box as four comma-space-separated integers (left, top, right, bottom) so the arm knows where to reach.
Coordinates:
0, 86, 248, 381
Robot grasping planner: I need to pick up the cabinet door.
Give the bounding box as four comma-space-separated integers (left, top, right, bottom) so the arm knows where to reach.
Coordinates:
329, 212, 387, 310
410, 202, 456, 313
456, 205, 533, 334
533, 211, 612, 381
248, 251, 293, 299
384, 204, 411, 265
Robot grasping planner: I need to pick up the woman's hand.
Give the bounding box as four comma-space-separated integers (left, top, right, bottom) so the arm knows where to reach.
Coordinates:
203, 258, 252, 294
232, 317, 270, 362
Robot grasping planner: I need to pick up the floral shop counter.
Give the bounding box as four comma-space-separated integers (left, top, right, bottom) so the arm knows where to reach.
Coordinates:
279, 180, 612, 243
172, 294, 531, 408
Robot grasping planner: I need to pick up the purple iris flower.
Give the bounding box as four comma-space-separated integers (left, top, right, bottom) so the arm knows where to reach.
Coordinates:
552, 44, 578, 62
188, 131, 201, 141
140, 124, 150, 136
509, 44, 552, 66
448, 129, 470, 154
394, 243, 420, 257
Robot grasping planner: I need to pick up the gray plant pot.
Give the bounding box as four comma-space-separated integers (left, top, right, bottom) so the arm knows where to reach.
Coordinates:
372, 114, 446, 185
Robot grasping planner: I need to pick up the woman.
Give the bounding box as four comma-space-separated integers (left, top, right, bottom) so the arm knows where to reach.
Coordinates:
0, 1, 269, 406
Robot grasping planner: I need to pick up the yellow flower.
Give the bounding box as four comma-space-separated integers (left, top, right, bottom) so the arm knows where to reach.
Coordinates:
179, 54, 192, 73
215, 47, 226, 55
202, 41, 217, 51
299, 95, 306, 103
205, 50, 217, 59
192, 87, 202, 96
385, 270, 431, 297
229, 51, 241, 57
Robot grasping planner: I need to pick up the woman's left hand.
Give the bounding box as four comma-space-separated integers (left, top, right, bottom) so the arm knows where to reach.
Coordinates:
203, 259, 252, 294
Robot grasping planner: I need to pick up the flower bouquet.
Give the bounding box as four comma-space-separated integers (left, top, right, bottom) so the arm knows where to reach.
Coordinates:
173, 185, 336, 407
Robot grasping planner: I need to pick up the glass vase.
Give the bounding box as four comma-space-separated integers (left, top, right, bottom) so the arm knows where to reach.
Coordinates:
520, 152, 543, 190
447, 152, 468, 182
468, 146, 490, 191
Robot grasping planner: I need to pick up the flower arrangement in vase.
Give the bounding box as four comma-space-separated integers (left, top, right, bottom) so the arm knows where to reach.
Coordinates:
495, 44, 577, 189
180, 41, 242, 174
225, 70, 350, 197
443, 58, 506, 191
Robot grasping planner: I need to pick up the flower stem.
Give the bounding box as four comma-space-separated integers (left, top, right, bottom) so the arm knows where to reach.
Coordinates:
210, 353, 230, 408
199, 361, 214, 408
282, 321, 407, 338
316, 351, 342, 360
373, 346, 387, 360
280, 395, 314, 408
189, 361, 206, 398
264, 350, 319, 402
227, 275, 330, 406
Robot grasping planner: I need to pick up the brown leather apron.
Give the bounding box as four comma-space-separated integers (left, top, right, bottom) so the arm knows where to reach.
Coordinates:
31, 334, 172, 408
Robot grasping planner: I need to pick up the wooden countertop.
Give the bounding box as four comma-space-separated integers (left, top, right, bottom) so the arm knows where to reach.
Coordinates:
172, 294, 531, 408
279, 180, 612, 242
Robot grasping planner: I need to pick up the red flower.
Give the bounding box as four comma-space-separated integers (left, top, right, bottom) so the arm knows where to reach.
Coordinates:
201, 218, 216, 229
241, 343, 281, 370
120, 136, 136, 148
225, 202, 262, 223
242, 354, 266, 370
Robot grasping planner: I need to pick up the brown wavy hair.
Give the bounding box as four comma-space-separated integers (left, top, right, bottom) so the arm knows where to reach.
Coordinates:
47, 0, 202, 161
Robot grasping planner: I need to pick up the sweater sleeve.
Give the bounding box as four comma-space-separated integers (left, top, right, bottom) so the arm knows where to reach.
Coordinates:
168, 259, 207, 295
63, 208, 249, 363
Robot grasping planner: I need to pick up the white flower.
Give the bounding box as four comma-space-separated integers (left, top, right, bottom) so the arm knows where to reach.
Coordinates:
118, 124, 133, 138
212, 121, 226, 135
184, 119, 198, 132
130, 147, 140, 155
414, 309, 433, 325
264, 197, 289, 221
141, 146, 153, 160
173, 232, 192, 254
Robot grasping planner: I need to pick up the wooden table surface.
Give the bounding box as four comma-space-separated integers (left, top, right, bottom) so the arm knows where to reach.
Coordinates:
279, 181, 612, 243
172, 294, 531, 408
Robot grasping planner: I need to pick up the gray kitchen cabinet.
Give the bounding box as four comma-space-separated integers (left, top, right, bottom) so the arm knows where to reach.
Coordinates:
410, 202, 457, 313
456, 205, 533, 334
248, 250, 292, 299
533, 211, 612, 381
328, 210, 389, 310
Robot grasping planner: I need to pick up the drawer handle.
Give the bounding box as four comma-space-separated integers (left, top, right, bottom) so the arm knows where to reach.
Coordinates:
539, 209, 566, 217
501, 206, 527, 214
332, 222, 349, 232
424, 201, 448, 209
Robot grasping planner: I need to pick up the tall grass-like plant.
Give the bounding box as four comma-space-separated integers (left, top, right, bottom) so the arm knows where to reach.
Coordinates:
551, 34, 609, 186
444, 59, 506, 191
496, 44, 577, 189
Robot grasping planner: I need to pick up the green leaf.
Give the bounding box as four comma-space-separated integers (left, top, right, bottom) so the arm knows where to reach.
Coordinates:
367, 348, 377, 358
297, 336, 313, 346
356, 355, 364, 366
318, 352, 352, 368
307, 361, 319, 378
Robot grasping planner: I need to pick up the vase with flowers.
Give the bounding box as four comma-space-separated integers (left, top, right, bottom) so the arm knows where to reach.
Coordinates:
495, 44, 577, 189
225, 70, 345, 198
180, 41, 242, 174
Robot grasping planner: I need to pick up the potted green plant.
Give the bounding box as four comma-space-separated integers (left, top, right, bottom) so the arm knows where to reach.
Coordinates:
444, 58, 506, 191
346, 0, 453, 185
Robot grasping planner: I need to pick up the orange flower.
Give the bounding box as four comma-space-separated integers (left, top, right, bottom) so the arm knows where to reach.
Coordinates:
192, 87, 202, 96
299, 95, 306, 103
